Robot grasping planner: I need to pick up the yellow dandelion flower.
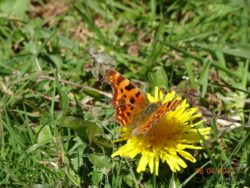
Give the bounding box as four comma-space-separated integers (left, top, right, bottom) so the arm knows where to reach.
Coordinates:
112, 87, 211, 174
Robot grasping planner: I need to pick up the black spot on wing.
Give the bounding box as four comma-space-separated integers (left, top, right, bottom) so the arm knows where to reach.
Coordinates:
135, 91, 140, 98
117, 76, 124, 85
130, 98, 135, 104
166, 101, 171, 107
125, 83, 135, 91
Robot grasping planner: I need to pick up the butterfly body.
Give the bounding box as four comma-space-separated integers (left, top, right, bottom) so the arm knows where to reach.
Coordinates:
143, 102, 161, 114
106, 70, 181, 136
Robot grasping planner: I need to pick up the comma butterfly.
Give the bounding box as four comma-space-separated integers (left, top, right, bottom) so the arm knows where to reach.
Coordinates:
105, 70, 181, 136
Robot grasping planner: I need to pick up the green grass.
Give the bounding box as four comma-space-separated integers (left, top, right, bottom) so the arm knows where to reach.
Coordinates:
0, 0, 249, 187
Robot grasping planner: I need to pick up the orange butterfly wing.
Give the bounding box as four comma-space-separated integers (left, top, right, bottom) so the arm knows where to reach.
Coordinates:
105, 70, 149, 126
132, 99, 182, 135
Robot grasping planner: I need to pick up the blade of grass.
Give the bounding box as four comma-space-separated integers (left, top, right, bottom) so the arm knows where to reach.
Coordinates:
185, 59, 196, 86
200, 60, 211, 98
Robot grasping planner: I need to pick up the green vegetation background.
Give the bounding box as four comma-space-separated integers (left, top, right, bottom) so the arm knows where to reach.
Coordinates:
0, 0, 249, 187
